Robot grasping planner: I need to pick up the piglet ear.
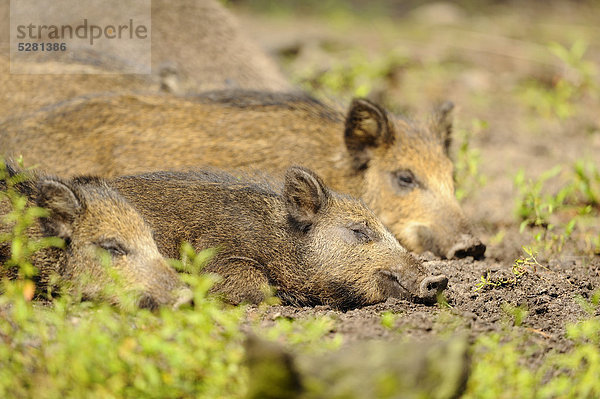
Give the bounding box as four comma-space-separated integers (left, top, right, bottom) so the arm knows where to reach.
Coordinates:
434, 101, 454, 154
283, 166, 329, 231
37, 179, 83, 240
344, 98, 395, 170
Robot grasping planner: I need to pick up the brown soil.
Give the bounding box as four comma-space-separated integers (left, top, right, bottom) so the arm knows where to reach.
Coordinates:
247, 255, 600, 355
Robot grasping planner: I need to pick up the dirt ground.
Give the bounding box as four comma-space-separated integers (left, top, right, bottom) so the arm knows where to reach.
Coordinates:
235, 0, 600, 358
247, 254, 600, 359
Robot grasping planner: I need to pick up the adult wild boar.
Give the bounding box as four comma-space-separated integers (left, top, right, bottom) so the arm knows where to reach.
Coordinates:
0, 90, 485, 259
109, 166, 448, 309
0, 163, 191, 309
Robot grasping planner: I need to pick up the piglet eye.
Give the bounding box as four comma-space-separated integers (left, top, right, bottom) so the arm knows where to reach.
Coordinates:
351, 227, 371, 243
393, 169, 418, 189
97, 239, 128, 257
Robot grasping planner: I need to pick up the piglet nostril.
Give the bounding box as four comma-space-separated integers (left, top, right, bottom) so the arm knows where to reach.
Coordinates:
419, 274, 448, 303
447, 235, 486, 260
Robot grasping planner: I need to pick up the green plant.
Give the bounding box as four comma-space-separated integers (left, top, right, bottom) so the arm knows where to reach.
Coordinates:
548, 39, 597, 92
518, 78, 575, 120
380, 310, 398, 330
294, 50, 408, 101
514, 165, 565, 230
517, 40, 597, 120
512, 246, 546, 277
474, 271, 502, 291
0, 243, 249, 399
515, 165, 577, 254
515, 161, 600, 254
475, 247, 546, 292
0, 160, 63, 285
463, 330, 540, 399
537, 292, 600, 398
464, 294, 600, 398
501, 304, 529, 327
474, 271, 515, 292
0, 175, 246, 397
570, 159, 600, 207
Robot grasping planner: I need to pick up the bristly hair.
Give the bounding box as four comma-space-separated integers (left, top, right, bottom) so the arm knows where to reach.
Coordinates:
70, 175, 105, 186
191, 89, 344, 123
1, 160, 37, 199
115, 167, 282, 200
287, 280, 368, 311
